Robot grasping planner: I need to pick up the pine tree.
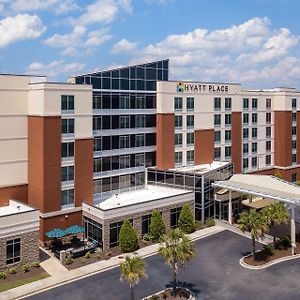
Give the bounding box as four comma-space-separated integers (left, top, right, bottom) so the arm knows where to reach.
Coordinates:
119, 220, 139, 253
178, 204, 195, 234
149, 210, 166, 242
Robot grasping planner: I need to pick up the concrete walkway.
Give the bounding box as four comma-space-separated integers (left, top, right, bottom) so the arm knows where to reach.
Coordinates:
0, 225, 225, 300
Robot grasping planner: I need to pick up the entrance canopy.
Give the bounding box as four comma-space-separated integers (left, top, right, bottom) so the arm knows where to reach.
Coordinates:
212, 174, 300, 206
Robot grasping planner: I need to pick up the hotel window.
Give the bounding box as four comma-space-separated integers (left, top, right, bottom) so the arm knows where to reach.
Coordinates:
135, 115, 145, 128
252, 157, 257, 168
187, 132, 194, 145
292, 98, 297, 109
292, 113, 297, 122
266, 98, 271, 109
266, 140, 271, 152
61, 95, 74, 112
225, 97, 232, 110
62, 142, 74, 158
186, 97, 194, 111
243, 143, 249, 155
62, 118, 74, 134
135, 134, 145, 147
266, 155, 271, 166
187, 150, 194, 164
61, 166, 74, 182
120, 115, 130, 128
187, 115, 194, 128
120, 135, 130, 148
214, 147, 221, 160
93, 179, 101, 194
292, 140, 297, 150
225, 114, 231, 126
93, 158, 101, 173
174, 97, 183, 111
266, 112, 271, 124
243, 98, 249, 110
252, 98, 258, 110
252, 113, 258, 124
170, 207, 182, 228
93, 116, 101, 131
135, 153, 145, 167
136, 96, 145, 109
175, 115, 182, 128
292, 154, 297, 164
120, 155, 130, 169
225, 146, 231, 158
142, 214, 151, 235
214, 114, 221, 126
175, 133, 183, 146
214, 131, 221, 143
94, 138, 102, 152
292, 126, 297, 136
225, 130, 231, 142
252, 142, 257, 153
243, 113, 249, 124
93, 96, 101, 110
243, 128, 249, 139
6, 238, 21, 265
252, 127, 257, 139
266, 126, 271, 138
61, 188, 74, 206
120, 95, 130, 109
214, 97, 221, 111
175, 151, 183, 165
292, 173, 297, 182
243, 158, 248, 170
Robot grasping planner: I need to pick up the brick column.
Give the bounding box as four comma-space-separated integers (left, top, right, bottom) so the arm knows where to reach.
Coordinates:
194, 129, 214, 165
231, 112, 242, 173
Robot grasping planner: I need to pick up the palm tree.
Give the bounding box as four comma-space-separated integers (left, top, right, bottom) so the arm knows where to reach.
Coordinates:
238, 209, 269, 260
158, 228, 195, 296
263, 202, 289, 247
120, 256, 147, 300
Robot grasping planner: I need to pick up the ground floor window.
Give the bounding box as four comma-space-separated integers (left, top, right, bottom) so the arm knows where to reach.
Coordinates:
83, 216, 103, 249
109, 219, 133, 247
170, 207, 182, 228
6, 238, 21, 265
142, 214, 151, 235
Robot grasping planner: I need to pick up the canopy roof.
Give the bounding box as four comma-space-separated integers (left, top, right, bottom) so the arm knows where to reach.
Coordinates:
212, 174, 300, 206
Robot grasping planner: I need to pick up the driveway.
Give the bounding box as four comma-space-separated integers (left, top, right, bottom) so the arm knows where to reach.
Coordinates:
26, 230, 300, 300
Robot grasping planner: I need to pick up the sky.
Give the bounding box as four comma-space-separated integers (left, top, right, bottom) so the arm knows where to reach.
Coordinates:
0, 0, 300, 89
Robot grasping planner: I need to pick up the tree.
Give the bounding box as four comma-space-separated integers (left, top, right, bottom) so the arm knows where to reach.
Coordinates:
262, 202, 289, 247
119, 220, 139, 253
149, 210, 166, 242
238, 209, 269, 260
120, 256, 146, 300
274, 172, 283, 179
158, 228, 195, 296
178, 204, 195, 234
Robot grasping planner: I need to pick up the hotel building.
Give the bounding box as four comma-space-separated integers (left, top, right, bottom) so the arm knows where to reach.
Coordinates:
0, 59, 299, 252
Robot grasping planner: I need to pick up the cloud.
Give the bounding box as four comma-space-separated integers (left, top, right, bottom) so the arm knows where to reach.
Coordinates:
111, 38, 138, 53
0, 14, 46, 48
145, 0, 173, 5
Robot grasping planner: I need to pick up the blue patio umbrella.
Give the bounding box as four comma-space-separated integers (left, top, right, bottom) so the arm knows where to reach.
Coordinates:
65, 225, 85, 235
45, 228, 67, 238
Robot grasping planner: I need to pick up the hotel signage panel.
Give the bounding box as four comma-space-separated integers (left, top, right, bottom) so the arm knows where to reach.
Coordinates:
176, 82, 229, 93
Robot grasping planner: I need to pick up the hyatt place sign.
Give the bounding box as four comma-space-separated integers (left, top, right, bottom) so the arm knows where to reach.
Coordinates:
176, 82, 229, 93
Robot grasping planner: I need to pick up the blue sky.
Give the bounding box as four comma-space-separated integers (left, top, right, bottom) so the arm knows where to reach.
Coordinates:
0, 0, 300, 88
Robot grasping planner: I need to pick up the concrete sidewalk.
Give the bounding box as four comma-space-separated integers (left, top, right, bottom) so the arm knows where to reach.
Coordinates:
0, 225, 225, 300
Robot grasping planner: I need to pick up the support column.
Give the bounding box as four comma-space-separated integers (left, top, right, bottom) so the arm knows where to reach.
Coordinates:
291, 205, 296, 255
228, 190, 232, 225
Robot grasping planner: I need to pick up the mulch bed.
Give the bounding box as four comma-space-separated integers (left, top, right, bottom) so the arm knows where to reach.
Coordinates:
145, 288, 191, 300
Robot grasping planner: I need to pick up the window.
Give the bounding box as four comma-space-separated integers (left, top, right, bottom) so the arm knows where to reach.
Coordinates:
142, 214, 151, 235
120, 135, 129, 148
214, 97, 221, 110
93, 158, 101, 173
266, 112, 271, 123
266, 98, 271, 109
135, 153, 145, 167
186, 97, 194, 111
243, 128, 249, 139
175, 115, 182, 128
62, 119, 74, 134
61, 188, 74, 206
243, 113, 249, 124
225, 130, 231, 142
243, 98, 249, 110
120, 96, 130, 109
120, 115, 130, 128
292, 126, 297, 136
175, 133, 183, 146
225, 114, 231, 126
110, 220, 133, 247
252, 127, 257, 139
252, 113, 258, 124
135, 115, 145, 128
292, 173, 297, 182
243, 143, 249, 154
61, 95, 74, 111
266, 140, 271, 152
136, 96, 145, 109
62, 142, 74, 158
187, 150, 194, 164
170, 207, 182, 228
292, 140, 297, 149
214, 114, 221, 126
252, 157, 257, 168
83, 216, 103, 247
135, 134, 145, 147
292, 153, 297, 164
187, 132, 194, 145
120, 155, 130, 169
252, 142, 257, 153
214, 147, 221, 160
6, 238, 21, 265
243, 158, 248, 170
292, 98, 297, 109
225, 146, 231, 158
214, 131, 221, 143
93, 96, 101, 110
292, 112, 297, 122
252, 98, 258, 110
266, 126, 271, 138
266, 155, 271, 165
93, 116, 101, 131
175, 152, 182, 165
186, 115, 194, 128
61, 166, 74, 182
225, 97, 231, 110
174, 97, 183, 111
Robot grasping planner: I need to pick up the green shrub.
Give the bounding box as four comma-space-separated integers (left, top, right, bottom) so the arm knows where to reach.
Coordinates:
178, 204, 195, 234
281, 236, 291, 249
95, 252, 101, 260
65, 255, 73, 265
0, 271, 6, 279
205, 218, 215, 227
263, 244, 274, 256
23, 263, 30, 273
143, 233, 151, 241
106, 251, 112, 257
274, 172, 283, 179
150, 210, 166, 242
9, 267, 17, 274
150, 295, 160, 300
81, 258, 86, 264
31, 261, 40, 268
84, 251, 91, 259
119, 219, 139, 253
195, 220, 204, 230
295, 181, 300, 186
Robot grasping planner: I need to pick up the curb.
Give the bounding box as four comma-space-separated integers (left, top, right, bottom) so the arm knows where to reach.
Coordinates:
239, 252, 300, 270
